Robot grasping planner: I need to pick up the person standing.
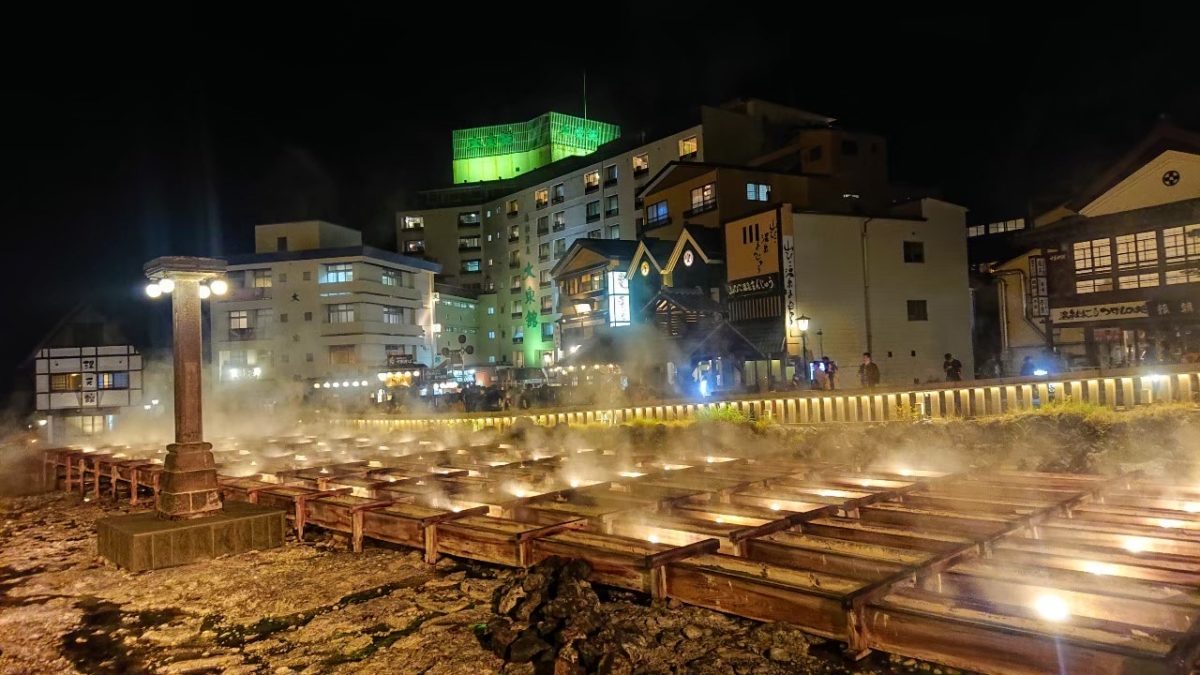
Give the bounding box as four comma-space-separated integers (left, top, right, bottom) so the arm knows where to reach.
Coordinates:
1019, 355, 1036, 377
822, 356, 838, 390
858, 352, 881, 388
943, 353, 963, 382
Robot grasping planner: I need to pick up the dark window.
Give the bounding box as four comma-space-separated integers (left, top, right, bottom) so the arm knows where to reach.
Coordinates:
903, 241, 925, 263
303, 271, 311, 281
280, 313, 288, 323
807, 146, 823, 161
276, 236, 288, 251
841, 140, 858, 155
907, 300, 928, 321
304, 311, 313, 322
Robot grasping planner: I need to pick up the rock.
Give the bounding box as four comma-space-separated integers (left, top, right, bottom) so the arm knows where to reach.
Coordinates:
683, 625, 704, 640
158, 655, 243, 674
596, 652, 633, 675
508, 634, 551, 663
273, 667, 294, 675
141, 626, 196, 647
521, 572, 547, 593
767, 647, 791, 662
495, 584, 527, 615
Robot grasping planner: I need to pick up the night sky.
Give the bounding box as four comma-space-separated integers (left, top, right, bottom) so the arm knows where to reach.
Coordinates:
0, 8, 1193, 404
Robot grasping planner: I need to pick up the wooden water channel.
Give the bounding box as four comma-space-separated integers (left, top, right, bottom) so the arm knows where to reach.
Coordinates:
43, 443, 1200, 674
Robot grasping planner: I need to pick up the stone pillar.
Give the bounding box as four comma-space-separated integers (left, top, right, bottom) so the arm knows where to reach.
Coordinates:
157, 275, 221, 520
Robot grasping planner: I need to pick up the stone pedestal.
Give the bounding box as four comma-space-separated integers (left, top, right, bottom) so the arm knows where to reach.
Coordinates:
157, 441, 222, 520
97, 501, 285, 571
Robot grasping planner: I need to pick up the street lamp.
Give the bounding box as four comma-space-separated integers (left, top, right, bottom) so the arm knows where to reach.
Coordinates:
144, 256, 228, 520
797, 315, 811, 386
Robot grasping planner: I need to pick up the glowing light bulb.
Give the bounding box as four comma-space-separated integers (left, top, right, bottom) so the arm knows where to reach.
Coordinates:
198, 285, 212, 299
1082, 561, 1117, 576
647, 534, 660, 544
714, 517, 725, 524
1033, 595, 1069, 622
769, 502, 781, 511
569, 480, 581, 488
158, 278, 175, 293
210, 279, 228, 295
1159, 519, 1185, 529
145, 283, 162, 298
1184, 502, 1200, 514
1124, 537, 1149, 553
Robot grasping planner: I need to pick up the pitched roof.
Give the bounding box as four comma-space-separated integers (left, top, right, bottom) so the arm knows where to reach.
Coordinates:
1064, 123, 1200, 212
549, 238, 639, 278
626, 238, 676, 277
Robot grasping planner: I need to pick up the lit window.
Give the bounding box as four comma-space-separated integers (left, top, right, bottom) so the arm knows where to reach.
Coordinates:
327, 303, 355, 323
488, 330, 496, 340
487, 306, 495, 315
404, 240, 424, 253
535, 189, 549, 208
678, 136, 698, 157
553, 211, 566, 231
381, 270, 398, 287
647, 201, 669, 226
383, 307, 405, 325
584, 170, 600, 190
229, 310, 249, 330
458, 235, 481, 249
540, 269, 551, 285
746, 183, 771, 202
633, 153, 649, 174
509, 225, 519, 241
1075, 278, 1114, 294
552, 183, 565, 202
461, 259, 482, 273
608, 272, 630, 326
967, 225, 986, 238
50, 373, 82, 392
321, 263, 353, 283
1073, 238, 1112, 275
542, 322, 554, 339
1115, 231, 1158, 270
458, 211, 479, 225
403, 216, 424, 230
541, 295, 553, 312
608, 224, 621, 239
690, 183, 716, 212
329, 345, 357, 365
1118, 273, 1159, 290
97, 372, 129, 390
252, 269, 272, 288
506, 199, 519, 215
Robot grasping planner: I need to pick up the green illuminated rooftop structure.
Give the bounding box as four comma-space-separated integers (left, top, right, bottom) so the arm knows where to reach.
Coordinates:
452, 112, 620, 184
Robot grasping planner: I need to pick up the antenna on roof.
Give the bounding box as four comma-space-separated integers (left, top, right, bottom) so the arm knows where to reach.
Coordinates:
583, 69, 588, 120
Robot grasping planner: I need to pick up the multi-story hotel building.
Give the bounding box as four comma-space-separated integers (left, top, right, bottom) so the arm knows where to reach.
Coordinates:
397, 99, 839, 371
209, 221, 439, 393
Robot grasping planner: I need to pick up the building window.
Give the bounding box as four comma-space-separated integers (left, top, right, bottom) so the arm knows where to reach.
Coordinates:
540, 295, 553, 312
305, 353, 314, 362
321, 263, 353, 284
689, 183, 717, 214
608, 224, 621, 239
488, 330, 496, 340
404, 240, 425, 254
903, 241, 925, 263
229, 310, 249, 330
327, 303, 355, 323
1115, 231, 1159, 270
584, 170, 600, 192
647, 200, 669, 226
633, 153, 649, 175
967, 225, 986, 238
553, 211, 566, 231
1073, 238, 1113, 275
487, 306, 496, 315
511, 299, 522, 314
604, 164, 618, 185
280, 313, 288, 323
458, 235, 481, 250
906, 300, 928, 321
381, 270, 398, 287
535, 188, 549, 209
50, 373, 82, 392
539, 243, 550, 260
1164, 224, 1200, 284
402, 216, 424, 230
540, 269, 551, 286
303, 271, 311, 281
304, 311, 313, 321
746, 183, 771, 202
605, 194, 619, 217
508, 225, 520, 242
506, 199, 519, 215
383, 307, 405, 325
552, 183, 565, 203
509, 250, 520, 267
536, 215, 549, 235
588, 229, 601, 239
458, 211, 479, 226
276, 236, 288, 251
1118, 273, 1160, 290
554, 238, 567, 258
97, 372, 129, 390
841, 139, 859, 155
461, 259, 482, 273
542, 322, 554, 339
678, 136, 698, 158
329, 345, 357, 365
252, 269, 272, 288
586, 200, 601, 222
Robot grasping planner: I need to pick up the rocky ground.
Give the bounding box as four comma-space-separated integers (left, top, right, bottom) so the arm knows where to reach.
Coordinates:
0, 492, 961, 674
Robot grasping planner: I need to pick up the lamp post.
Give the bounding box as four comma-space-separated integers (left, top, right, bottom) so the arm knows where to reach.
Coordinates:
144, 256, 228, 520
798, 314, 811, 386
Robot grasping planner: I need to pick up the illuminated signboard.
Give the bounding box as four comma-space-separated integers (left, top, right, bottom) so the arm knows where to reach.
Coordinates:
608, 271, 630, 326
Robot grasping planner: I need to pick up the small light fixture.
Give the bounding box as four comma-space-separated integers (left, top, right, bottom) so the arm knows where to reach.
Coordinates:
145, 283, 162, 298
797, 314, 810, 332
574, 303, 591, 314
158, 278, 175, 294
210, 279, 229, 296
198, 284, 212, 299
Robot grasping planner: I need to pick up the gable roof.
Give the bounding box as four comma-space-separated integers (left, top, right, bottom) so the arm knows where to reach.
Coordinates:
663, 227, 724, 274
626, 238, 676, 277
1063, 124, 1200, 213
549, 238, 639, 278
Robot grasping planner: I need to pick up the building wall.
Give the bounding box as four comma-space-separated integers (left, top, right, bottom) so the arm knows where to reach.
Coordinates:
433, 292, 482, 368
211, 254, 436, 387
1080, 150, 1200, 218
255, 220, 363, 253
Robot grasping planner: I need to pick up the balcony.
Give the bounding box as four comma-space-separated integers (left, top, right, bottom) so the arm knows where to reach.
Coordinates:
551, 194, 565, 205
228, 287, 271, 301
603, 177, 617, 188
586, 212, 600, 224
539, 280, 550, 288
506, 209, 519, 218
684, 200, 718, 217
633, 167, 648, 178
605, 208, 619, 218
552, 222, 566, 232
645, 216, 671, 229
535, 200, 548, 210
540, 307, 553, 315
458, 245, 482, 252
511, 312, 523, 320
537, 227, 549, 236
681, 151, 698, 160
539, 254, 550, 262
509, 260, 520, 268
457, 219, 480, 229
509, 285, 521, 294
584, 183, 599, 194
508, 234, 519, 243
228, 327, 263, 341
404, 246, 426, 255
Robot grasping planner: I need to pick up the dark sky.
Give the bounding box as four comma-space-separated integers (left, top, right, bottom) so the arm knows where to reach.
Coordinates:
0, 8, 1194, 402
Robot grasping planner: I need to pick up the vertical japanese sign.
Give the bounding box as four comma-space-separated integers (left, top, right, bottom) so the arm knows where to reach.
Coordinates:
782, 235, 796, 327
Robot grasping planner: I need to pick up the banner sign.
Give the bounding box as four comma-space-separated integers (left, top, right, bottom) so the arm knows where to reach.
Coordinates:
1050, 301, 1149, 324
727, 274, 778, 297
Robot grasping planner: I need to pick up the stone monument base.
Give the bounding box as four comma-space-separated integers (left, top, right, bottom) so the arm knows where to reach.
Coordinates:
97, 502, 286, 571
